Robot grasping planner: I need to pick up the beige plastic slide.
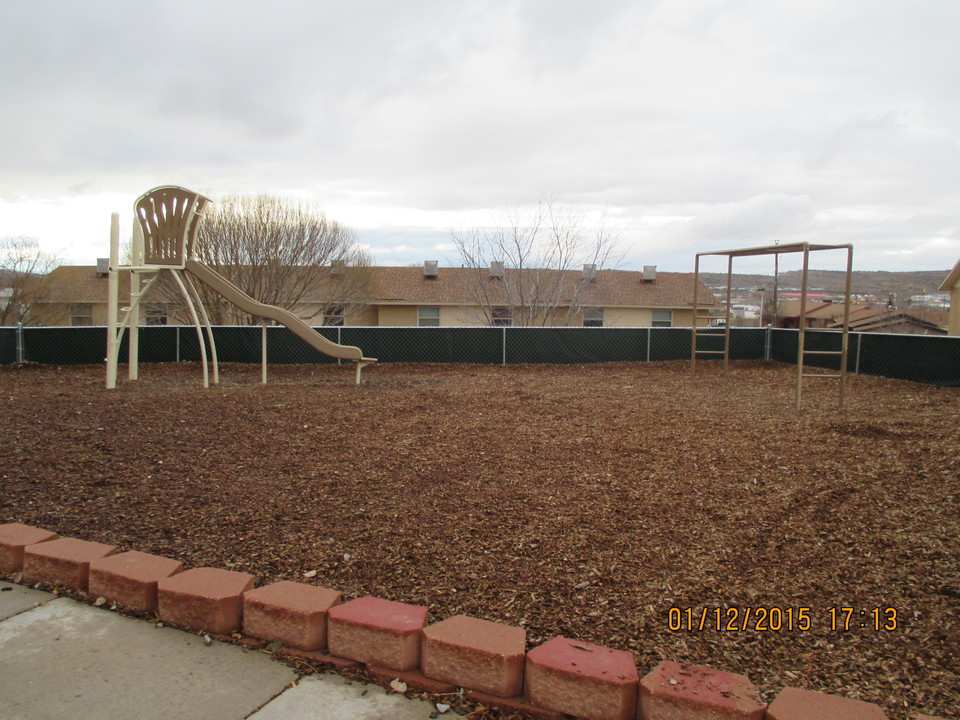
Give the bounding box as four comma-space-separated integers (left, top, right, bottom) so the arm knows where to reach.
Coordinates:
185, 259, 377, 366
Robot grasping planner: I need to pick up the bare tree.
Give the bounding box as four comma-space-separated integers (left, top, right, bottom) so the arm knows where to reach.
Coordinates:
0, 237, 59, 326
450, 199, 622, 326
159, 195, 372, 325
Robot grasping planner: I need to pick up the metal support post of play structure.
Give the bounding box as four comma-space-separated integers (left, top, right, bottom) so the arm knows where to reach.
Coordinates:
262, 320, 268, 384
106, 213, 121, 389
795, 246, 810, 408
128, 220, 144, 381
839, 248, 854, 400
15, 323, 24, 364
723, 254, 733, 370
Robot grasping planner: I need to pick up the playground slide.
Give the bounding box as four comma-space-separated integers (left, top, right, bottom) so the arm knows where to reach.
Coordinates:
184, 259, 375, 363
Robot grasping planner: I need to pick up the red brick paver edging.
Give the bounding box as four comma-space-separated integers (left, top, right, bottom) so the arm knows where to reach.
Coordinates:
0, 523, 58, 573
526, 636, 639, 720
0, 524, 934, 720
639, 660, 765, 719
243, 580, 342, 651
327, 595, 428, 671
89, 550, 184, 612
766, 686, 889, 720
421, 614, 526, 697
157, 567, 254, 635
22, 537, 115, 592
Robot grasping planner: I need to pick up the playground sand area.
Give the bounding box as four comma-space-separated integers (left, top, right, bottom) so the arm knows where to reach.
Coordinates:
1, 360, 957, 718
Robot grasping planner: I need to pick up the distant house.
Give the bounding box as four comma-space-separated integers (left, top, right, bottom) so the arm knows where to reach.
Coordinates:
775, 300, 865, 329
828, 306, 947, 335
354, 264, 716, 327
34, 264, 132, 326
940, 259, 960, 336
33, 262, 718, 328
776, 299, 946, 335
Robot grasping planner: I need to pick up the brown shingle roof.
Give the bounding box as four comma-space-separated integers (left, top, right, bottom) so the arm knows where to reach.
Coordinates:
777, 300, 869, 320
369, 266, 716, 308
41, 264, 717, 310
835, 307, 947, 333
41, 266, 122, 303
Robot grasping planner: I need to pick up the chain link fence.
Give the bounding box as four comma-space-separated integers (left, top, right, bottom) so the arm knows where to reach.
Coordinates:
768, 328, 960, 386
1, 325, 958, 386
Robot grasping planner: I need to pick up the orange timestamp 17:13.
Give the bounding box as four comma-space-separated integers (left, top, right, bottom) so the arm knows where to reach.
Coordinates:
667, 606, 899, 632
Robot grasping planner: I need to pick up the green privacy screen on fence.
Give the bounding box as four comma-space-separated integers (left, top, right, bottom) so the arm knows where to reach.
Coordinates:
767, 328, 960, 386
1, 326, 958, 387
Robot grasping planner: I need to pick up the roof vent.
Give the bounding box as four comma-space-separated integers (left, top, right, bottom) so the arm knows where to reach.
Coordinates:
490, 260, 504, 279
424, 260, 439, 278
96, 258, 109, 277
330, 259, 345, 276
642, 265, 657, 283
582, 263, 598, 281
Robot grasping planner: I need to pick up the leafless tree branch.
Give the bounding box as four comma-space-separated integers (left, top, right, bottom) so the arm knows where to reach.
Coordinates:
451, 198, 623, 326
0, 237, 60, 325
157, 195, 372, 325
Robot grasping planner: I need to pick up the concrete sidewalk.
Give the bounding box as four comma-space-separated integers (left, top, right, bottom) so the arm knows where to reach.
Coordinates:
0, 581, 440, 720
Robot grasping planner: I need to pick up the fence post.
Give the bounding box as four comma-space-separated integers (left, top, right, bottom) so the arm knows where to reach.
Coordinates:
646, 328, 651, 362
854, 332, 862, 375
16, 322, 24, 364
765, 324, 772, 361
261, 320, 268, 384
502, 327, 507, 365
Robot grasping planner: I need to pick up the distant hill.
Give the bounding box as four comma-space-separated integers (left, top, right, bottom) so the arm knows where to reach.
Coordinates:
697, 269, 950, 303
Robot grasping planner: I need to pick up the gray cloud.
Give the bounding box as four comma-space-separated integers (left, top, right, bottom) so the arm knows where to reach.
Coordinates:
1, 0, 958, 272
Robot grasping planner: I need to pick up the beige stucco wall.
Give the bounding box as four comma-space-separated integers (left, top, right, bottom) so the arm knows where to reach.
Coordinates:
375, 304, 491, 326
377, 305, 418, 326
441, 305, 487, 326
93, 304, 113, 325
372, 304, 707, 327
672, 309, 701, 327
349, 305, 378, 326
32, 304, 72, 326
950, 286, 960, 336
37, 301, 711, 329
603, 308, 652, 327
601, 307, 704, 327
286, 303, 374, 326
33, 302, 110, 326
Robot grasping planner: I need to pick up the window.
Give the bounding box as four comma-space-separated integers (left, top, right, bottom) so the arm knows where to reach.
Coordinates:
652, 310, 672, 327
70, 303, 93, 326
418, 306, 440, 327
583, 308, 604, 327
491, 307, 512, 327
323, 305, 345, 326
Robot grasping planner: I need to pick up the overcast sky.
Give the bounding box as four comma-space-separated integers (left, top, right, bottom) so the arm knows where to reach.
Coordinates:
2, 0, 958, 275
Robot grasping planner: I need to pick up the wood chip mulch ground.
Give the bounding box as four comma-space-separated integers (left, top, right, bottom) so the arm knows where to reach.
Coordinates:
1, 360, 957, 719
